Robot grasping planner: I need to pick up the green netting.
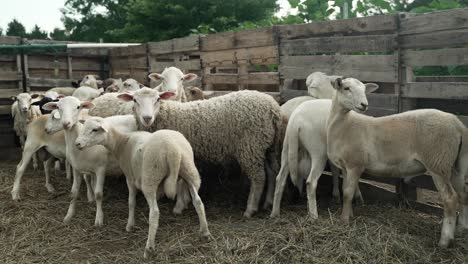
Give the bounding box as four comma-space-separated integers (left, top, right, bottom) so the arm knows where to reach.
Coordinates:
0, 44, 68, 55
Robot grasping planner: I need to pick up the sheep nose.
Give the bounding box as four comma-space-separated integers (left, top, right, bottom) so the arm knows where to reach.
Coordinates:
63, 122, 71, 129
143, 116, 152, 124
360, 103, 368, 110
21, 107, 28, 111
75, 142, 82, 150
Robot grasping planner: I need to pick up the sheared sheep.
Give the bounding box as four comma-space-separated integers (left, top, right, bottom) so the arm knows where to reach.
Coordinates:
149, 67, 198, 102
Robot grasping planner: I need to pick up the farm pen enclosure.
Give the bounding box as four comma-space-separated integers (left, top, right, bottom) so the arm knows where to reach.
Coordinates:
1, 8, 468, 263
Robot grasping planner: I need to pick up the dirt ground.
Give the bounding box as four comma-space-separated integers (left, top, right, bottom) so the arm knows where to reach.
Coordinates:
1, 157, 468, 264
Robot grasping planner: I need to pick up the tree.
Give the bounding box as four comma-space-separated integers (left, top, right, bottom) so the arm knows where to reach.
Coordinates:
6, 19, 27, 37
0, 27, 3, 36
288, 0, 334, 22
49, 28, 69, 41
28, 25, 48, 39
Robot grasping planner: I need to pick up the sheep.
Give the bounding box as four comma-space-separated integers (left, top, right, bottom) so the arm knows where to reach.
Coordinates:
185, 86, 213, 101
120, 78, 142, 92
117, 88, 283, 217
11, 112, 73, 200
88, 92, 135, 118
327, 77, 468, 247
149, 67, 198, 102
49, 87, 76, 96
103, 78, 123, 93
31, 91, 61, 114
43, 97, 137, 226
72, 86, 104, 101
75, 117, 211, 257
79, 74, 103, 89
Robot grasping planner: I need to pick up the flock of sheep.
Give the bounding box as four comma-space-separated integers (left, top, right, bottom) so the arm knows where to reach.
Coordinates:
8, 66, 468, 257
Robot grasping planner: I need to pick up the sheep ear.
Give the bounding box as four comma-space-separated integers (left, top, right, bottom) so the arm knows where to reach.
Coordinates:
148, 73, 163, 81
159, 91, 175, 100
96, 80, 103, 86
138, 83, 145, 88
117, 93, 134, 102
11, 96, 17, 101
31, 93, 43, 99
78, 119, 86, 124
183, 73, 198, 82
365, 83, 379, 94
80, 102, 95, 110
100, 125, 108, 133
334, 78, 344, 90
43, 102, 58, 111
93, 75, 101, 79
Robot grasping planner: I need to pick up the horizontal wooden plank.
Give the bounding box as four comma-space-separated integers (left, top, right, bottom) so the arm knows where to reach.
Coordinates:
278, 14, 398, 40
0, 72, 22, 81
201, 27, 278, 51
400, 29, 468, 49
399, 8, 468, 35
0, 89, 23, 99
281, 34, 396, 55
68, 48, 109, 57
110, 57, 147, 69
27, 77, 73, 88
239, 73, 279, 85
416, 76, 468, 82
0, 105, 11, 115
0, 36, 21, 45
402, 48, 468, 67
148, 36, 199, 54
109, 44, 147, 57
401, 82, 468, 99
202, 46, 278, 66
280, 55, 397, 83
0, 55, 17, 62
28, 58, 109, 71
203, 74, 238, 84
149, 59, 201, 72
367, 93, 399, 110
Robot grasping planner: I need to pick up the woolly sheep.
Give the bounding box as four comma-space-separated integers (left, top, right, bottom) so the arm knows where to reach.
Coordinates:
72, 86, 104, 101
149, 67, 198, 102
104, 78, 123, 93
117, 88, 283, 217
79, 74, 103, 89
185, 86, 213, 101
48, 87, 76, 96
75, 117, 211, 258
327, 77, 468, 247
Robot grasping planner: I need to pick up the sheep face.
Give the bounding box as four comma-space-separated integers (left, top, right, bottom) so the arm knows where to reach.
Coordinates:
117, 88, 175, 128
306, 72, 338, 99
104, 78, 123, 93
45, 110, 63, 134
75, 117, 107, 150
333, 78, 379, 113
149, 67, 197, 95
80, 74, 103, 88
121, 78, 142, 92
13, 93, 41, 113
42, 97, 94, 130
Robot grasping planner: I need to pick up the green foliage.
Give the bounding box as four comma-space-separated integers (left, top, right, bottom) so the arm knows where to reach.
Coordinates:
49, 28, 69, 41
0, 27, 3, 36
28, 25, 48, 39
6, 19, 27, 37
288, 0, 334, 22
412, 0, 464, 13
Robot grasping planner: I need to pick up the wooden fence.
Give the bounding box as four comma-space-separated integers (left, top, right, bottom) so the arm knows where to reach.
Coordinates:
1, 8, 468, 212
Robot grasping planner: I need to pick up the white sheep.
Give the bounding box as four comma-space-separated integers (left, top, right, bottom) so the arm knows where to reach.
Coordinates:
117, 88, 283, 217
72, 86, 104, 102
327, 77, 468, 247
149, 67, 198, 102
80, 74, 103, 89
75, 117, 211, 258
120, 78, 142, 92
11, 93, 43, 170
104, 78, 123, 92
48, 87, 76, 97
43, 97, 136, 226
11, 113, 73, 200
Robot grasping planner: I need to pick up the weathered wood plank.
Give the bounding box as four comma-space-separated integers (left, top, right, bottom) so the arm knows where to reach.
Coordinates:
68, 48, 109, 57
202, 46, 278, 66
200, 27, 278, 51
0, 36, 21, 45
203, 74, 238, 84
176, 60, 201, 71
416, 76, 468, 82
399, 8, 468, 35
281, 34, 396, 55
278, 14, 398, 40
239, 73, 280, 85
367, 93, 399, 110
0, 72, 22, 81
402, 48, 468, 67
280, 55, 397, 83
28, 58, 108, 71
109, 44, 146, 57
27, 77, 73, 88
0, 55, 16, 62
110, 57, 147, 69
173, 35, 200, 53
401, 82, 468, 99
400, 29, 468, 49
0, 89, 22, 99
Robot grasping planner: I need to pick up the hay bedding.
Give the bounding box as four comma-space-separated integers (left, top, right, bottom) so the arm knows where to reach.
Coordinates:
0, 159, 467, 264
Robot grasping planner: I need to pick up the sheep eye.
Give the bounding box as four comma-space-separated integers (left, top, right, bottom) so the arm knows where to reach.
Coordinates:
76, 106, 80, 109
133, 99, 137, 103
92, 128, 99, 132
344, 87, 350, 91
180, 78, 184, 81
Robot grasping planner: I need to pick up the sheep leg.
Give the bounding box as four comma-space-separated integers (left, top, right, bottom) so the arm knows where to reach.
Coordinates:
341, 168, 362, 224
126, 178, 137, 232
431, 173, 458, 247
65, 160, 71, 181
143, 190, 159, 259
11, 143, 41, 200
263, 163, 276, 210
306, 158, 327, 220
64, 169, 82, 224
270, 162, 289, 218
93, 168, 106, 227
44, 157, 56, 193
54, 160, 61, 175
83, 174, 95, 202
331, 163, 341, 203
187, 181, 211, 239
32, 152, 39, 171
173, 180, 191, 215
454, 151, 468, 232
242, 159, 266, 218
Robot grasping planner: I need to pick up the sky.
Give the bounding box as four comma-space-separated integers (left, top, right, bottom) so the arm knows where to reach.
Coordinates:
0, 0, 295, 34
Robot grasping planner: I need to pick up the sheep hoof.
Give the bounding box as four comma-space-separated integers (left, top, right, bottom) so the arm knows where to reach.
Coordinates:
308, 213, 319, 221
243, 210, 255, 218
94, 219, 104, 228
11, 190, 21, 201
172, 207, 183, 215
143, 249, 150, 259
200, 232, 212, 242
63, 215, 72, 224
46, 184, 56, 193
270, 211, 280, 219
438, 238, 453, 248
126, 224, 134, 232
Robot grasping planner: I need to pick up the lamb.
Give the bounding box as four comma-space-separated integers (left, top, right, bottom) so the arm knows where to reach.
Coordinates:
11, 112, 73, 200
75, 117, 211, 257
104, 78, 123, 92
31, 91, 61, 114
43, 97, 137, 226
48, 87, 76, 96
120, 78, 142, 92
72, 86, 104, 101
185, 86, 213, 101
79, 74, 103, 89
117, 88, 283, 217
327, 77, 468, 247
149, 67, 198, 102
